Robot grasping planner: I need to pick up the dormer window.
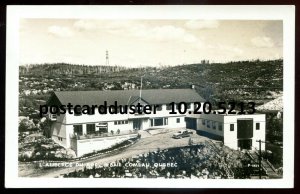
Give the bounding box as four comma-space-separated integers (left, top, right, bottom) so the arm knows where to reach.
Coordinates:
187, 103, 191, 109
156, 105, 162, 111
74, 107, 82, 116
49, 114, 57, 121
166, 104, 172, 110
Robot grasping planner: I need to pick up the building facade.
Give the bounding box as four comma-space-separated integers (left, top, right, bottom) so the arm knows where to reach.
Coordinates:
47, 89, 203, 156
190, 113, 266, 151
47, 89, 266, 156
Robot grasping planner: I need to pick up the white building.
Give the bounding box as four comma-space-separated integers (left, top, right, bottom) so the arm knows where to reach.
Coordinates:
188, 112, 266, 151
47, 89, 203, 156
47, 89, 266, 156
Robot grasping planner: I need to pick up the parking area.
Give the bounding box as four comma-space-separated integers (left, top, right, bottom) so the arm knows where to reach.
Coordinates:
20, 128, 213, 177
135, 128, 212, 151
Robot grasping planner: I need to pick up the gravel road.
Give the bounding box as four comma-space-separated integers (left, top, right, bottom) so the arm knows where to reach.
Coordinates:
19, 129, 212, 178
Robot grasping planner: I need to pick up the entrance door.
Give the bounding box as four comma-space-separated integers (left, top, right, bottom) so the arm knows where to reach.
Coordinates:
238, 139, 252, 150
185, 117, 197, 130
133, 119, 142, 130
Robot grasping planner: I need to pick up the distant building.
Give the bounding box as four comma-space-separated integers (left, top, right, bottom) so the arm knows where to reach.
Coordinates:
201, 60, 210, 64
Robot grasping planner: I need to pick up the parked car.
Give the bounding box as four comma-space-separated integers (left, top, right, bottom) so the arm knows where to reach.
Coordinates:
172, 129, 193, 139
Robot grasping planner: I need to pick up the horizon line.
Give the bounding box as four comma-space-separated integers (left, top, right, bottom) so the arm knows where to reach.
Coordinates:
19, 58, 283, 68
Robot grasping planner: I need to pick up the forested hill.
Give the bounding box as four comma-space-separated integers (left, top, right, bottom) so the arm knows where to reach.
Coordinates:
19, 59, 283, 109
19, 63, 128, 75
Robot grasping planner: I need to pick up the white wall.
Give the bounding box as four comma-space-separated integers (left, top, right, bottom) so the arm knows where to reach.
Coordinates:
74, 134, 138, 157
252, 115, 266, 150
223, 114, 266, 150
66, 110, 130, 124
192, 113, 266, 151
56, 104, 193, 135
52, 103, 266, 153
196, 114, 225, 138
223, 122, 238, 150
51, 114, 67, 147
167, 116, 186, 129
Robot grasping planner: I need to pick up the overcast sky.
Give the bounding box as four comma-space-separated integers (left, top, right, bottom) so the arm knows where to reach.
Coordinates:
20, 19, 283, 67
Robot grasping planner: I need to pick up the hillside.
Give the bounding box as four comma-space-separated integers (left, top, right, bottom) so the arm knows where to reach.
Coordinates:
19, 59, 283, 118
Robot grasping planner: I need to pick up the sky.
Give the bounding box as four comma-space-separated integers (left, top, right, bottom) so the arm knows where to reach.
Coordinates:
20, 19, 283, 67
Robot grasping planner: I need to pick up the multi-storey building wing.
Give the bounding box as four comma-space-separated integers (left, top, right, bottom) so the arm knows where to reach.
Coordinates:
47, 88, 266, 156
47, 89, 203, 156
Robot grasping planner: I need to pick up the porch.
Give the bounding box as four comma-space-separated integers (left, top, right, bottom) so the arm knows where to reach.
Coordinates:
70, 129, 138, 140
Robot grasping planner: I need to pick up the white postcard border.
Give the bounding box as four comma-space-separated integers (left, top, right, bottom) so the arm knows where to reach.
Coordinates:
5, 5, 295, 188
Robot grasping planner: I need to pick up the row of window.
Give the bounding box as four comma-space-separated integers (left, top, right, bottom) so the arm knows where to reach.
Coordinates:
201, 120, 260, 132
202, 119, 223, 131
73, 117, 180, 132
73, 123, 108, 136
114, 120, 129, 125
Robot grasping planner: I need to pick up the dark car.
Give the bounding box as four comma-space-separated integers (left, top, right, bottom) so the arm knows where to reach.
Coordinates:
172, 129, 193, 139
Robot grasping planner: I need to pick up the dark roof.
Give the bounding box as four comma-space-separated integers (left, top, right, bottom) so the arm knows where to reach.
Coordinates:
47, 89, 205, 106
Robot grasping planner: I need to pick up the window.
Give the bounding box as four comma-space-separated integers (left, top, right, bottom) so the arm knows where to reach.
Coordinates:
115, 120, 128, 125
50, 106, 60, 116
175, 104, 178, 110
86, 124, 96, 135
50, 114, 57, 120
98, 122, 108, 133
166, 104, 172, 110
108, 107, 118, 114
156, 105, 162, 111
164, 118, 168, 125
154, 118, 164, 126
218, 123, 223, 131
150, 118, 168, 127
87, 110, 95, 115
202, 119, 206, 125
74, 107, 82, 116
207, 121, 211, 128
176, 118, 180, 123
98, 106, 106, 114
230, 124, 234, 131
73, 125, 83, 135
187, 103, 191, 109
212, 121, 216, 129
256, 123, 260, 130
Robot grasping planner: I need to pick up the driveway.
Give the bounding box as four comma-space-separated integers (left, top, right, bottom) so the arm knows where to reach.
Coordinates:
19, 129, 213, 177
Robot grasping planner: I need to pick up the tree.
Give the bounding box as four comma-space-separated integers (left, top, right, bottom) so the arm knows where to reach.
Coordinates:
40, 118, 52, 138
19, 118, 36, 132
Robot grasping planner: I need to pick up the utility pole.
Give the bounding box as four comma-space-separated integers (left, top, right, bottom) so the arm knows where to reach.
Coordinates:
256, 139, 266, 179
106, 50, 109, 66
258, 140, 262, 179
139, 76, 143, 103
